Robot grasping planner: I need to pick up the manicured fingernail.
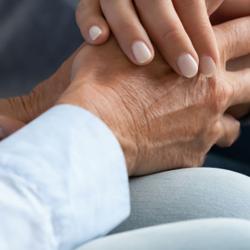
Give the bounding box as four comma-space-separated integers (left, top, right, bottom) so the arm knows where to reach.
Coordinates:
89, 25, 102, 41
177, 54, 198, 78
200, 56, 216, 77
132, 41, 152, 64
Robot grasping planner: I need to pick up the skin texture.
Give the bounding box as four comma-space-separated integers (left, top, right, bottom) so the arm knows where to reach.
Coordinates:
0, 17, 250, 176
76, 0, 250, 77
211, 0, 250, 24
76, 0, 223, 77
76, 0, 250, 78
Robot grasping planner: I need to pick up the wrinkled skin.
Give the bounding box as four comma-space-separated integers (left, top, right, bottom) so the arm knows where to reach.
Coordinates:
58, 31, 248, 176
0, 18, 250, 176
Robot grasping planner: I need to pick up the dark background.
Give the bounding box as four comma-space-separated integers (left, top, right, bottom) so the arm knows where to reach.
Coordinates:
0, 0, 81, 97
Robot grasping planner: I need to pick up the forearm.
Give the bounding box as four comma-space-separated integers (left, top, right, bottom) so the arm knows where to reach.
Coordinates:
0, 105, 130, 249
0, 42, 83, 123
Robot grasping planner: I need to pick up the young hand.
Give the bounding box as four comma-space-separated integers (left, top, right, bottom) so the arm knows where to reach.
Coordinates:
76, 0, 225, 78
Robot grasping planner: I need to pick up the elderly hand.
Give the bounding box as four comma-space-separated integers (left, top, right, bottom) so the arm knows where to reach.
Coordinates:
0, 17, 250, 176
0, 48, 78, 137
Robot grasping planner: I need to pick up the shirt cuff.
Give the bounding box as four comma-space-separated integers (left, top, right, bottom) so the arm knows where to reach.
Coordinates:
0, 104, 130, 250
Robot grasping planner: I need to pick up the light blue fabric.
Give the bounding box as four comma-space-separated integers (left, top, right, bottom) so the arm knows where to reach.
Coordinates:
113, 168, 250, 233
79, 168, 250, 250
0, 105, 130, 250
80, 218, 250, 250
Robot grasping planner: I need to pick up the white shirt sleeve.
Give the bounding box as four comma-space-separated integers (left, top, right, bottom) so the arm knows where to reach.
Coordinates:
0, 105, 130, 250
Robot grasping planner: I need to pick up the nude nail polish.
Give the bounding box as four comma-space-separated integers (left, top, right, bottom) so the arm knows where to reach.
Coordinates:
89, 25, 102, 41
200, 56, 216, 77
132, 41, 152, 64
177, 54, 198, 78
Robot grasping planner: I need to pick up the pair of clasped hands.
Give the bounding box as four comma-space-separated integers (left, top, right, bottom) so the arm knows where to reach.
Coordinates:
0, 0, 250, 176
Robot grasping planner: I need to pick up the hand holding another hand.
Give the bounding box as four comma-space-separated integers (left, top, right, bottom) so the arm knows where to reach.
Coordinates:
58, 17, 250, 175
76, 0, 249, 78
77, 0, 223, 77
0, 17, 250, 176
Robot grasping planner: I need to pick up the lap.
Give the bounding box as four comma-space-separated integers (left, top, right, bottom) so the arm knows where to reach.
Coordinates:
79, 218, 250, 250
113, 167, 250, 233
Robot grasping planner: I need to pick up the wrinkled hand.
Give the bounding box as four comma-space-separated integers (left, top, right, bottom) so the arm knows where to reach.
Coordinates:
58, 17, 250, 175
1, 18, 250, 176
0, 46, 82, 136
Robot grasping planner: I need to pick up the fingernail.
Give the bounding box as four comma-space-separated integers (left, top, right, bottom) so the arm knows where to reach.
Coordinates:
177, 54, 198, 78
132, 41, 152, 64
89, 25, 102, 41
200, 56, 216, 77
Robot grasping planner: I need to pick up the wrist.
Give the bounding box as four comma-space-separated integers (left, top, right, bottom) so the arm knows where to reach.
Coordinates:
57, 80, 138, 175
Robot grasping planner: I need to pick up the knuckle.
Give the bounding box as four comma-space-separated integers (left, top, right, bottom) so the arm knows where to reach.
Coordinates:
217, 84, 234, 108
207, 79, 233, 113
204, 120, 224, 146
209, 120, 223, 139
189, 21, 212, 42
223, 83, 234, 100
160, 27, 183, 44
114, 20, 137, 36
223, 122, 241, 148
